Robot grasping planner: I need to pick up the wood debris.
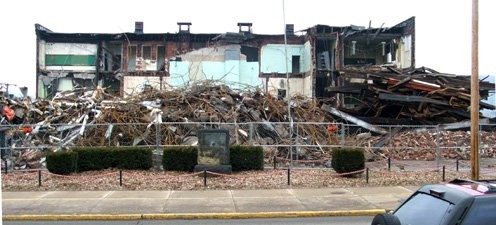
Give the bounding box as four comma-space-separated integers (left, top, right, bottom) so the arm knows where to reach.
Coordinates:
1, 82, 341, 169
327, 66, 495, 125
1, 72, 495, 169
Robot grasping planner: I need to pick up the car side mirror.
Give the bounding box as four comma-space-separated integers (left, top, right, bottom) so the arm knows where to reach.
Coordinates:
371, 213, 401, 225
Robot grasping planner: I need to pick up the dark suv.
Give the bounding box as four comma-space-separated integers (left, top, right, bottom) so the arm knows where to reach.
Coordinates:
371, 179, 496, 225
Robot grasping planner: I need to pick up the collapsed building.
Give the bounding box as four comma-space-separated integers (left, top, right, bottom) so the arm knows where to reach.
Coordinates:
35, 17, 494, 125
0, 17, 490, 170
35, 18, 416, 100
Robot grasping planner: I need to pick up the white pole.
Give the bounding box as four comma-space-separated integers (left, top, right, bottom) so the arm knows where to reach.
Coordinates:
282, 0, 293, 169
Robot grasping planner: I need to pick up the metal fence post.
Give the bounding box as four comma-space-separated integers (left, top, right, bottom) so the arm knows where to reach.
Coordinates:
295, 124, 299, 160
388, 157, 391, 171
340, 123, 345, 146
3, 159, 7, 174
156, 122, 160, 150
366, 167, 369, 183
273, 155, 277, 169
287, 168, 291, 186
442, 165, 446, 182
59, 126, 63, 150
436, 125, 440, 170
38, 170, 42, 187
119, 170, 123, 187
249, 123, 253, 145
203, 170, 207, 187
389, 126, 392, 140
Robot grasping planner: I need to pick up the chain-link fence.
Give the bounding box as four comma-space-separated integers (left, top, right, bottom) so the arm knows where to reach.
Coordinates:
1, 122, 496, 170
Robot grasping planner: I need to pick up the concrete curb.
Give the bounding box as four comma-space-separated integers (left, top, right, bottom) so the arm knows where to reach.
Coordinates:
3, 209, 386, 221
2, 214, 143, 221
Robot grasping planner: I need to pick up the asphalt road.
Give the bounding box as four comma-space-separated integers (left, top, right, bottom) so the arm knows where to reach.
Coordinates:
4, 216, 373, 225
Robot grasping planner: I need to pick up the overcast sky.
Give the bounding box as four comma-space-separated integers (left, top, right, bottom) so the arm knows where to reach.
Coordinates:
0, 0, 495, 97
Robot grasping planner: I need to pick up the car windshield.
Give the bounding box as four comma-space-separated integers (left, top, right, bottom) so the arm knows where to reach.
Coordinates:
394, 192, 452, 225
462, 197, 496, 225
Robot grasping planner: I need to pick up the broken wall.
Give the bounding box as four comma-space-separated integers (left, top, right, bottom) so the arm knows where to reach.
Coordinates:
122, 76, 163, 95
265, 76, 313, 98
100, 42, 122, 72
396, 35, 412, 68
37, 41, 99, 98
124, 43, 167, 72
260, 44, 311, 73
342, 37, 412, 68
260, 43, 313, 98
39, 42, 98, 71
168, 44, 262, 90
343, 40, 385, 65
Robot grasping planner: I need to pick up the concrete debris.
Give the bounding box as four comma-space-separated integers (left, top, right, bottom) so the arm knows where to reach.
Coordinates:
0, 79, 495, 169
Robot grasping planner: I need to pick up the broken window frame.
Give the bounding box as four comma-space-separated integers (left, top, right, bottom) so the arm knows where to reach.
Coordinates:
157, 46, 166, 71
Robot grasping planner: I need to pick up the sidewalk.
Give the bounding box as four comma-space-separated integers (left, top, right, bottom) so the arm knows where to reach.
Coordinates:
2, 186, 418, 220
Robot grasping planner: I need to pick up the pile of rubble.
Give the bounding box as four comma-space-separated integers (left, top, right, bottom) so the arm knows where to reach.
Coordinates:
328, 66, 495, 125
1, 82, 341, 169
1, 74, 495, 169
351, 129, 496, 161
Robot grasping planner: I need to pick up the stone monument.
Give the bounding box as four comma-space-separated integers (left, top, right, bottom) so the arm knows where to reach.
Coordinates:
194, 129, 232, 173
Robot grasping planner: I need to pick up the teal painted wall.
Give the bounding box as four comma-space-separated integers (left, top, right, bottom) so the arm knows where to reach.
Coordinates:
168, 43, 311, 90
169, 46, 262, 89
240, 62, 262, 88
168, 61, 190, 87
202, 61, 225, 80
260, 44, 311, 74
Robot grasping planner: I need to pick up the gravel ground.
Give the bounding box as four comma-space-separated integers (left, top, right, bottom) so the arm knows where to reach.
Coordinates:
3, 167, 495, 192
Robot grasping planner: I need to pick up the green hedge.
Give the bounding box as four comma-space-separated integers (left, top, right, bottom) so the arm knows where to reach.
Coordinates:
70, 147, 152, 172
230, 145, 264, 171
331, 148, 365, 176
47, 147, 153, 174
162, 145, 264, 172
163, 146, 198, 172
46, 151, 78, 175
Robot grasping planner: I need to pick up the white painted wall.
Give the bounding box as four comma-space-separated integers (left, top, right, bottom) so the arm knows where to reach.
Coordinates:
41, 42, 97, 71
44, 43, 97, 55
38, 40, 45, 69
122, 76, 162, 96
397, 35, 412, 69
45, 66, 96, 71
265, 76, 313, 98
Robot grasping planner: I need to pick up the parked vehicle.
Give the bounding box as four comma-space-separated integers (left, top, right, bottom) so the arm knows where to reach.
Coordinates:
371, 179, 496, 225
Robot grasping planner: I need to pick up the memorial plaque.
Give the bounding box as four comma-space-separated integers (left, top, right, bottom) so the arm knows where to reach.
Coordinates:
194, 129, 232, 173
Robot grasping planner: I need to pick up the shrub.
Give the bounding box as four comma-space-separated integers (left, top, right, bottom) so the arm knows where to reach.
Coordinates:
163, 146, 197, 172
112, 147, 153, 169
46, 151, 78, 175
72, 147, 152, 172
230, 145, 264, 171
331, 148, 365, 176
161, 145, 265, 172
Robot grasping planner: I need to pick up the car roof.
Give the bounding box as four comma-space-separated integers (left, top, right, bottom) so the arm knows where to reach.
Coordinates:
447, 179, 496, 195
415, 179, 496, 205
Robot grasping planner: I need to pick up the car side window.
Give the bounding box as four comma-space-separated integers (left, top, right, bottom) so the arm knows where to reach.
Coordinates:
462, 197, 496, 225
